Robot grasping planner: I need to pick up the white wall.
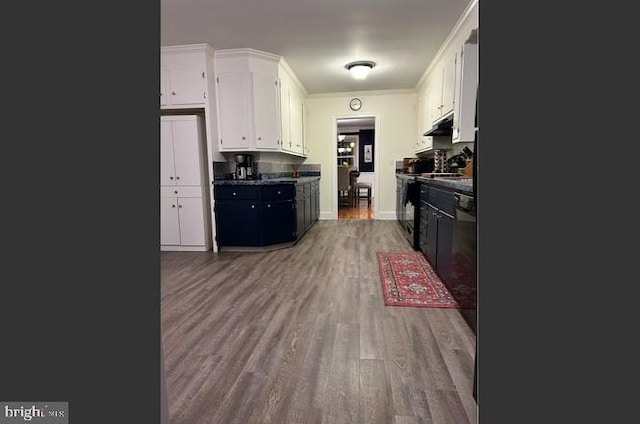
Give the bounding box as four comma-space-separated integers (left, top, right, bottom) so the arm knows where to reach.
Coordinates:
305, 91, 417, 219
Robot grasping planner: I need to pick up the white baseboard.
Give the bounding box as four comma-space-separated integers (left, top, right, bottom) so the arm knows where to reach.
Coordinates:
160, 245, 211, 252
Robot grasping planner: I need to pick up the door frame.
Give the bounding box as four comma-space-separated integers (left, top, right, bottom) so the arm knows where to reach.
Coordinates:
331, 113, 380, 219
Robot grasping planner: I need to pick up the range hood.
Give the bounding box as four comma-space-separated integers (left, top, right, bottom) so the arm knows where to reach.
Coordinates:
423, 115, 453, 136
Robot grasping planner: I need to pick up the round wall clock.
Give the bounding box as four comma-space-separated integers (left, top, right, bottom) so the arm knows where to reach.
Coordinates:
349, 98, 362, 111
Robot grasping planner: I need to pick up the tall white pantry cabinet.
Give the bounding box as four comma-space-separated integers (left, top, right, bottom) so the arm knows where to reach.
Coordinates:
160, 115, 212, 251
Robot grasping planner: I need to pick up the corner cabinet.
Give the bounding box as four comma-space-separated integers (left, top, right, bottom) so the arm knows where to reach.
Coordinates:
214, 48, 307, 157
215, 70, 280, 151
160, 115, 212, 251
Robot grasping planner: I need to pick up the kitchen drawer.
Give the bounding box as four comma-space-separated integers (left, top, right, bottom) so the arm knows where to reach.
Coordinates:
261, 184, 295, 201
427, 186, 455, 216
161, 186, 202, 197
214, 185, 259, 200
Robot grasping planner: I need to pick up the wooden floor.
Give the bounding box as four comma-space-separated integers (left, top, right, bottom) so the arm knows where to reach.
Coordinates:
161, 220, 477, 424
338, 199, 374, 219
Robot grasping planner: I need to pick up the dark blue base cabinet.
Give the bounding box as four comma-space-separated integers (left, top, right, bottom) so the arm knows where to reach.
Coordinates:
423, 185, 455, 286
214, 181, 318, 249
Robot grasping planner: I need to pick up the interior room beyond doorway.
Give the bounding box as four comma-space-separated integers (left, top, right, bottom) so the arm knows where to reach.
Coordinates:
336, 117, 375, 220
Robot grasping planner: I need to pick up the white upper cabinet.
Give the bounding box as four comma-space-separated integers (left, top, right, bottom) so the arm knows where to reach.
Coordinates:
216, 72, 251, 150
215, 49, 281, 152
430, 51, 456, 125
252, 71, 280, 150
452, 31, 479, 144
165, 68, 207, 106
160, 50, 208, 108
279, 62, 305, 156
279, 75, 292, 151
214, 48, 307, 156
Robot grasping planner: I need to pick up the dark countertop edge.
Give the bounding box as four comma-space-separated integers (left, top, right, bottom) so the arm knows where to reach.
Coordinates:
395, 174, 418, 180
417, 176, 473, 194
213, 176, 321, 185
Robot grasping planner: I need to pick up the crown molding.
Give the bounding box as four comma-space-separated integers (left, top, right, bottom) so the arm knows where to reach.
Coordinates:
214, 48, 282, 63
307, 88, 415, 99
416, 0, 478, 89
161, 43, 214, 55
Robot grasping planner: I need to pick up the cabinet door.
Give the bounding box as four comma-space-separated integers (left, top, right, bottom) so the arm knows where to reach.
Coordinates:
160, 197, 180, 245
430, 74, 443, 125
419, 200, 429, 256
177, 196, 206, 246
160, 120, 176, 186
290, 89, 303, 154
441, 53, 456, 117
215, 201, 260, 246
263, 200, 296, 245
436, 210, 454, 284
279, 77, 292, 151
425, 204, 438, 267
252, 72, 280, 150
296, 186, 304, 238
303, 184, 312, 231
452, 42, 479, 143
167, 67, 206, 106
217, 72, 251, 149
171, 119, 202, 186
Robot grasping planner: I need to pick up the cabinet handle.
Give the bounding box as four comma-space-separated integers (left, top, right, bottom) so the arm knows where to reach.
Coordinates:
232, 192, 237, 196
178, 205, 182, 208
267, 204, 271, 208
170, 176, 174, 180
174, 190, 178, 194
251, 204, 255, 209
258, 137, 262, 140
172, 204, 176, 208
277, 190, 281, 195
242, 136, 246, 140
172, 91, 176, 95
176, 176, 180, 180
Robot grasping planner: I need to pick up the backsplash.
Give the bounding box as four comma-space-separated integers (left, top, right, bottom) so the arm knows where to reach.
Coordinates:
213, 159, 321, 180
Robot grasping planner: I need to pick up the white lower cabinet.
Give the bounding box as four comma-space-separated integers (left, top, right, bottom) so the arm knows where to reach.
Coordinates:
160, 191, 207, 247
160, 187, 209, 250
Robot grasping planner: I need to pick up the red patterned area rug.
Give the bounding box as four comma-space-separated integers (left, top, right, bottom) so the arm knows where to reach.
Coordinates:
376, 251, 476, 309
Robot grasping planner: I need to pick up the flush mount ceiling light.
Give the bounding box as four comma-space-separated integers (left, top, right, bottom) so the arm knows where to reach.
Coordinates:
345, 61, 376, 80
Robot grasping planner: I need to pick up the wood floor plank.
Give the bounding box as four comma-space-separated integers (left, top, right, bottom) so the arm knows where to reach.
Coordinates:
359, 359, 394, 424
360, 293, 386, 360
321, 323, 360, 424
161, 220, 476, 424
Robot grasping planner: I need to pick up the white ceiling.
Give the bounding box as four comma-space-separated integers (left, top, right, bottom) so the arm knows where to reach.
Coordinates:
161, 0, 473, 94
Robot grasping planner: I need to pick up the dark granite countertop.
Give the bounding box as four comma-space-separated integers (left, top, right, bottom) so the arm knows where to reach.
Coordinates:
395, 173, 420, 181
213, 176, 321, 186
417, 176, 473, 194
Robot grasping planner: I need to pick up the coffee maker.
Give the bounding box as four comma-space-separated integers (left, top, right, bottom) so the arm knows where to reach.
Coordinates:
234, 154, 254, 180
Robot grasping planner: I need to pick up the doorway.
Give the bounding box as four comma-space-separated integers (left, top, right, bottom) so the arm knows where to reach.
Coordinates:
334, 115, 377, 219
